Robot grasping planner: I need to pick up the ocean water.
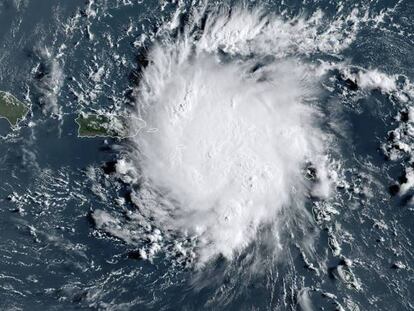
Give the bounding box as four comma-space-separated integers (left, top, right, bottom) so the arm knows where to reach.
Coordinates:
0, 0, 413, 310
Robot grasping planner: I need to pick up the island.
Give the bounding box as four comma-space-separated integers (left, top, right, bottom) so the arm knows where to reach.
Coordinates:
75, 113, 144, 138
0, 91, 30, 127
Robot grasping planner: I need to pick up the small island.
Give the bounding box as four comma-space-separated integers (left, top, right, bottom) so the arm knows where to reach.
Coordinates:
75, 113, 137, 138
0, 91, 30, 127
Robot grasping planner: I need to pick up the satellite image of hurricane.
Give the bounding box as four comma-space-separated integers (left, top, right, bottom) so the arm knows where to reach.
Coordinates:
0, 0, 413, 310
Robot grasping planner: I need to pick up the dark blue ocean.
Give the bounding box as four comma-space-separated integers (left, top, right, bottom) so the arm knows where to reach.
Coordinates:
0, 0, 413, 310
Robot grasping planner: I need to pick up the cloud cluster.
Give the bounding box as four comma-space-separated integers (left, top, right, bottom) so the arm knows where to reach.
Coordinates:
129, 6, 332, 265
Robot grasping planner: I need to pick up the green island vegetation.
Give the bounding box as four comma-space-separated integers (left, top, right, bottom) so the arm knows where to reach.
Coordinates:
0, 91, 30, 127
75, 113, 131, 138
